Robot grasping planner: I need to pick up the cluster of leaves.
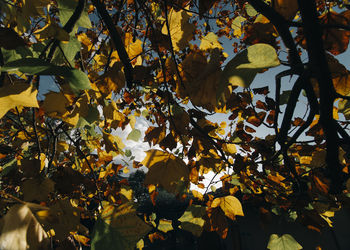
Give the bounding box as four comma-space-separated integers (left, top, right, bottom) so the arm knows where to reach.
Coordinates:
1, 0, 350, 249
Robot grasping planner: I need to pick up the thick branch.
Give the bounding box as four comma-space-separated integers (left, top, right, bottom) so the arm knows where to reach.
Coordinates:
298, 0, 343, 193
92, 0, 134, 88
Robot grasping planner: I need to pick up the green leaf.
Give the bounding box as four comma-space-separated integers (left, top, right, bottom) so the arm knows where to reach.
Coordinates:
57, 0, 92, 32
0, 159, 16, 177
52, 36, 81, 66
267, 234, 303, 250
125, 149, 132, 157
218, 43, 280, 105
91, 203, 151, 250
127, 129, 141, 142
279, 90, 292, 105
1, 58, 91, 93
245, 4, 258, 17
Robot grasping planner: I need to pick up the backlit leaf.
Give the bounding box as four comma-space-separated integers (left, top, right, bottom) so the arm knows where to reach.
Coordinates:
127, 128, 142, 142
0, 83, 38, 119
211, 195, 244, 220
57, 0, 92, 32
161, 8, 195, 51
178, 205, 206, 237
199, 32, 223, 51
91, 203, 151, 250
141, 150, 190, 194
0, 204, 49, 250
2, 58, 91, 93
218, 43, 280, 104
157, 219, 173, 233
267, 234, 302, 250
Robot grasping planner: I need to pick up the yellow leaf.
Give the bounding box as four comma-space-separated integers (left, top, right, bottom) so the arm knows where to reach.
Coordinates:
141, 150, 190, 194
0, 83, 38, 119
157, 219, 173, 233
136, 239, 144, 250
222, 143, 236, 155
191, 190, 204, 201
231, 16, 246, 37
199, 32, 223, 51
72, 234, 90, 246
110, 33, 143, 65
0, 204, 49, 250
161, 8, 195, 51
103, 131, 125, 153
120, 186, 133, 201
123, 167, 130, 174
212, 195, 244, 220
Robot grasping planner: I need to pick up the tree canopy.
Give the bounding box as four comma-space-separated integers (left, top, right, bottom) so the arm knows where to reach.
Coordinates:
1, 0, 350, 249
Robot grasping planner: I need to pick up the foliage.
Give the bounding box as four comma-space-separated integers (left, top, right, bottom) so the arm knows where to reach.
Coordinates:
1, 0, 350, 249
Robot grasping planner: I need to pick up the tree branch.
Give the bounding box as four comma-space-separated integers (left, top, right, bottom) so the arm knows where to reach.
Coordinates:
298, 0, 344, 193
92, 0, 134, 88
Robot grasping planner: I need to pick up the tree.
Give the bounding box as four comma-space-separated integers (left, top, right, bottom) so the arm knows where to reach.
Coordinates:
0, 0, 350, 249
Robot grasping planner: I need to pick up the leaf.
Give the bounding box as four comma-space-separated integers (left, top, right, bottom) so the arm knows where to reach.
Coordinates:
157, 219, 173, 233
273, 0, 299, 20
1, 58, 91, 93
57, 0, 92, 32
211, 195, 244, 220
161, 8, 195, 52
0, 83, 38, 119
218, 43, 280, 104
222, 143, 237, 155
111, 33, 143, 65
267, 234, 303, 250
320, 11, 350, 55
103, 131, 125, 153
0, 204, 49, 250
339, 99, 350, 119
36, 199, 81, 240
34, 15, 70, 41
91, 203, 151, 250
178, 205, 206, 237
199, 32, 223, 51
95, 63, 125, 96
52, 35, 82, 66
127, 128, 142, 142
141, 150, 190, 194
245, 4, 258, 17
176, 50, 222, 111
231, 16, 246, 38
21, 177, 55, 202
0, 27, 26, 50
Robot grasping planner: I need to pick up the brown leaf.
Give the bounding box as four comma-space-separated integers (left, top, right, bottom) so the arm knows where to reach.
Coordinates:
144, 126, 166, 146
246, 112, 266, 127
204, 207, 229, 239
